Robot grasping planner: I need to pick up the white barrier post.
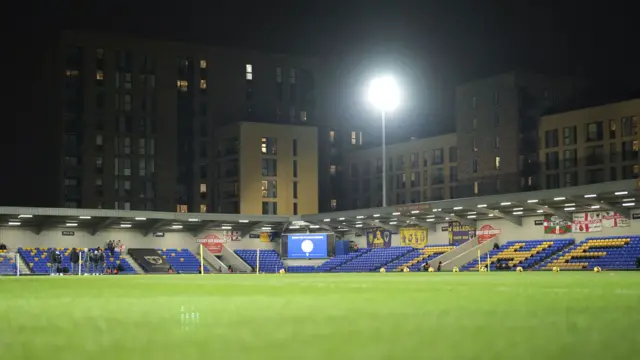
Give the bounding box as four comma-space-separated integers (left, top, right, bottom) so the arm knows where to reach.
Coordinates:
15, 253, 19, 277
256, 249, 260, 274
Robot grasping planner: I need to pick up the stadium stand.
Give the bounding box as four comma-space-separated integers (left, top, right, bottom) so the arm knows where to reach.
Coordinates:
18, 247, 136, 274
540, 236, 640, 270
287, 265, 316, 273
0, 253, 16, 274
235, 249, 284, 273
385, 245, 455, 271
333, 247, 413, 272
461, 239, 574, 271
157, 248, 210, 273
313, 248, 370, 272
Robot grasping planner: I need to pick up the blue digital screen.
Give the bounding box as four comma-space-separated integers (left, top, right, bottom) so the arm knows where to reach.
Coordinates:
288, 234, 328, 258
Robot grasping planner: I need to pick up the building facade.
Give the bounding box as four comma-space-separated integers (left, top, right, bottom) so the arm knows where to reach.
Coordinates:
214, 121, 318, 215
454, 72, 582, 197
343, 134, 458, 209
45, 31, 328, 213
539, 99, 640, 188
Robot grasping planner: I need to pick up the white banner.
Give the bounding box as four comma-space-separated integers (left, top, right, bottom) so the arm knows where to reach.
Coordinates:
572, 212, 602, 233
602, 211, 630, 228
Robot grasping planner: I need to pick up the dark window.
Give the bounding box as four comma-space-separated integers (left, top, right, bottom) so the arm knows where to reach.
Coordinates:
433, 148, 444, 165
545, 151, 559, 171
449, 146, 457, 162
545, 129, 558, 148
563, 126, 576, 146
585, 145, 604, 166
586, 121, 603, 142
563, 149, 577, 169
586, 168, 604, 184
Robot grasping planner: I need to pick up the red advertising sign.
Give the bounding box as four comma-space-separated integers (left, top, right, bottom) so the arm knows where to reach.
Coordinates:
197, 233, 226, 255
476, 224, 501, 244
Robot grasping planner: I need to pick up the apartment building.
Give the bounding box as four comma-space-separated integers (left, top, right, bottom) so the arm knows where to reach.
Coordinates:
539, 99, 640, 188
455, 72, 582, 197
343, 134, 458, 209
41, 31, 326, 213
214, 122, 318, 215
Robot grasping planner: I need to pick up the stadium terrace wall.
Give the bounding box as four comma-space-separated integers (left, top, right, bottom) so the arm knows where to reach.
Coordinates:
0, 228, 278, 252
345, 209, 640, 247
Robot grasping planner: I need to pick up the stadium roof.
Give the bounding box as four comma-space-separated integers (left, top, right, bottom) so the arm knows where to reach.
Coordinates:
1, 180, 638, 235
299, 179, 640, 233
0, 207, 290, 236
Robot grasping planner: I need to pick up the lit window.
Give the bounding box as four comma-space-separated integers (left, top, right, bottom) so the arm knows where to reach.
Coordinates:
331, 199, 337, 210
124, 73, 132, 89
300, 111, 307, 121
200, 183, 207, 193
330, 165, 336, 175
246, 64, 253, 80
351, 131, 356, 145
96, 134, 103, 146
200, 60, 207, 69
96, 70, 104, 80
176, 204, 188, 213
474, 181, 479, 195
359, 132, 363, 145
200, 79, 207, 90
200, 204, 207, 213
177, 80, 188, 92
495, 156, 500, 170
329, 131, 335, 142
261, 137, 277, 155
65, 69, 79, 76
289, 68, 296, 84
472, 117, 477, 130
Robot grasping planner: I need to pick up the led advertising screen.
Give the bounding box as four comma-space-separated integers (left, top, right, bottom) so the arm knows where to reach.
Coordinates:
287, 234, 328, 258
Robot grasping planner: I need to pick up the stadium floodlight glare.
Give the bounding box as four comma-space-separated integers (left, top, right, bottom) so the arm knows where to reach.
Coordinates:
369, 76, 400, 112
554, 197, 566, 201
513, 211, 523, 215
323, 218, 331, 222
537, 210, 544, 213
527, 199, 538, 203
261, 227, 271, 230
338, 217, 345, 220
477, 204, 487, 208
188, 218, 199, 222
564, 203, 575, 206
373, 214, 380, 217
411, 210, 420, 214
622, 202, 635, 207
591, 205, 600, 209
623, 198, 635, 202
467, 215, 477, 218
564, 207, 576, 211
8, 222, 20, 226
221, 226, 232, 229
392, 212, 401, 215
584, 194, 597, 198
389, 221, 397, 225
488, 214, 494, 217
309, 225, 320, 229
427, 215, 435, 218
453, 207, 462, 210
513, 208, 523, 211
426, 219, 435, 222
79, 216, 91, 219
135, 217, 146, 220
356, 215, 365, 218
65, 223, 78, 227
289, 225, 300, 229
18, 214, 32, 218
500, 202, 511, 206
467, 212, 476, 215
172, 225, 183, 229
239, 220, 249, 223
615, 191, 628, 195
355, 224, 363, 227
120, 224, 132, 228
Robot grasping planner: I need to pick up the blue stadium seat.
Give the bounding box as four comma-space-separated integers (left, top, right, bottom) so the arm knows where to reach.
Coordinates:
333, 247, 414, 272
0, 252, 17, 275
539, 236, 640, 270
461, 239, 574, 271
234, 249, 284, 273
18, 247, 136, 274
157, 248, 210, 274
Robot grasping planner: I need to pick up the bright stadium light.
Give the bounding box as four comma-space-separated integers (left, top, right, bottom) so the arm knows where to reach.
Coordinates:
369, 75, 400, 207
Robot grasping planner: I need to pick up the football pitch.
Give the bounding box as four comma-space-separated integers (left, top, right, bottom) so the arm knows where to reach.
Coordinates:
1, 272, 639, 359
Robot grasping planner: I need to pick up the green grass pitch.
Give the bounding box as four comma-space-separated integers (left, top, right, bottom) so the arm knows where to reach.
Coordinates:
1, 272, 639, 359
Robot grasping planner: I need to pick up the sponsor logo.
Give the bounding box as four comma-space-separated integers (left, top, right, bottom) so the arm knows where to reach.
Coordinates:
144, 256, 164, 265
476, 225, 501, 244
61, 231, 75, 236
534, 220, 544, 226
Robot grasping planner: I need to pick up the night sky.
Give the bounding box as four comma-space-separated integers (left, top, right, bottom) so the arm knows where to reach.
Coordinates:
2, 0, 638, 204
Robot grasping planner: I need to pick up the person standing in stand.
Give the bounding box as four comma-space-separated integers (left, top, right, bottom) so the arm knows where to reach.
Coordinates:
98, 249, 106, 275
69, 248, 80, 275
84, 250, 94, 275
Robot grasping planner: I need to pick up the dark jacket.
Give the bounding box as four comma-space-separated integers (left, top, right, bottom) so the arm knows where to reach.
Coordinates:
70, 249, 79, 263
98, 252, 105, 263
49, 250, 56, 263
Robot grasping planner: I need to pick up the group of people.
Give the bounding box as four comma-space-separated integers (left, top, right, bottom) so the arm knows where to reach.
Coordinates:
46, 247, 125, 275
105, 240, 125, 256
0, 242, 7, 250
422, 261, 443, 272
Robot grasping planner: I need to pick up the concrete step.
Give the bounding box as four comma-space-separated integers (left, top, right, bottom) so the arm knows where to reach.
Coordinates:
121, 254, 144, 274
